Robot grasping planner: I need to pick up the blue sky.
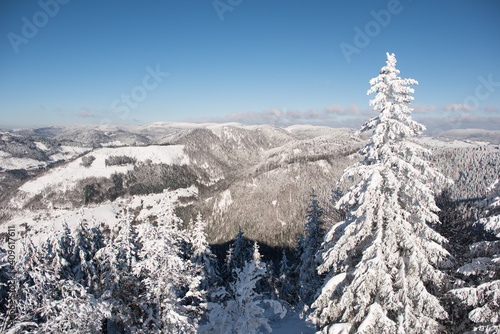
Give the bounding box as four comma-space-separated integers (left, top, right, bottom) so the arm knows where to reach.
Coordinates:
1, 0, 499, 132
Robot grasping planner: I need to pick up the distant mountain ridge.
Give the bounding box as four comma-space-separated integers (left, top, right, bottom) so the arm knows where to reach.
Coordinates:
437, 129, 500, 145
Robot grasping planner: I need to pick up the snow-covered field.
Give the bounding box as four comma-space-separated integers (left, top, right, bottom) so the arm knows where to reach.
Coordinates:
0, 145, 91, 171
1, 186, 198, 255
9, 145, 189, 208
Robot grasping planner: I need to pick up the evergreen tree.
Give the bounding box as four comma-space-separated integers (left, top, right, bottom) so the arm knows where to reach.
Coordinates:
70, 215, 105, 293
134, 195, 200, 333
5, 231, 109, 333
297, 189, 325, 306
95, 210, 139, 330
278, 250, 296, 305
41, 223, 74, 280
253, 241, 263, 268
189, 213, 219, 293
311, 53, 449, 333
0, 247, 11, 324
200, 260, 286, 334
223, 226, 252, 283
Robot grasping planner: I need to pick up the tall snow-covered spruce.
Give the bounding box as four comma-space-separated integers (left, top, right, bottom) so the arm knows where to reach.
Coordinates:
310, 53, 450, 333
297, 189, 325, 306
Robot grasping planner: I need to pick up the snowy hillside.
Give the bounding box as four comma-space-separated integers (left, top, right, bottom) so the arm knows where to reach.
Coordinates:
12, 145, 188, 208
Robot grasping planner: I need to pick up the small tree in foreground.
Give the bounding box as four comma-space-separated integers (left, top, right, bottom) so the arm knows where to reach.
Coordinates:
201, 261, 286, 334
297, 189, 325, 306
311, 52, 450, 333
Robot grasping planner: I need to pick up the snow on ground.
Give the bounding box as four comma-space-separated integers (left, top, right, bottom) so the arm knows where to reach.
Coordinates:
48, 145, 92, 161
0, 203, 121, 259
130, 186, 198, 221
316, 159, 331, 173
215, 189, 233, 213
34, 142, 48, 151
269, 310, 315, 334
415, 136, 486, 149
0, 151, 42, 170
17, 145, 189, 197
1, 186, 198, 258
0, 145, 91, 171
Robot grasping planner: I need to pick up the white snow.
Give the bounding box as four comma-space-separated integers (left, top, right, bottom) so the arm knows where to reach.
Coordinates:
216, 189, 233, 212
49, 145, 92, 161
316, 159, 331, 173
0, 203, 120, 258
130, 186, 198, 221
415, 136, 484, 149
1, 186, 198, 252
479, 215, 500, 238
34, 142, 48, 150
16, 145, 189, 197
0, 151, 42, 170
269, 310, 315, 334
457, 257, 493, 276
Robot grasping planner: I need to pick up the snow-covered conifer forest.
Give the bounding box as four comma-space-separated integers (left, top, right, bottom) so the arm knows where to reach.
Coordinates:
1, 53, 499, 333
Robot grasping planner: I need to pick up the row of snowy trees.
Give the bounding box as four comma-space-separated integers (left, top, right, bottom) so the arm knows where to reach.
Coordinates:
0, 195, 288, 333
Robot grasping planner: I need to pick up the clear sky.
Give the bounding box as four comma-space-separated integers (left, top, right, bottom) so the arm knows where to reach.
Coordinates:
1, 0, 499, 132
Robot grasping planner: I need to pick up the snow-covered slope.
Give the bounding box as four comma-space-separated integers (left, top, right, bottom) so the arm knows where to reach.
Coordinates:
19, 145, 188, 195
0, 186, 198, 254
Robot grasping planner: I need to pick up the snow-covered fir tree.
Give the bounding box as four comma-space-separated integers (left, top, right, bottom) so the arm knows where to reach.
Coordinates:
5, 229, 109, 333
70, 215, 105, 293
189, 212, 219, 293
200, 260, 286, 334
223, 226, 253, 283
311, 53, 450, 333
251, 241, 275, 298
278, 250, 297, 305
253, 241, 264, 268
94, 210, 139, 330
134, 195, 201, 333
297, 189, 325, 306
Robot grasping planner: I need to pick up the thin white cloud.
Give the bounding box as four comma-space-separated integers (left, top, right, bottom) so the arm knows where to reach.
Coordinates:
324, 103, 373, 116
324, 104, 344, 114
443, 104, 475, 112
484, 105, 499, 114
78, 109, 94, 118
412, 104, 436, 114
